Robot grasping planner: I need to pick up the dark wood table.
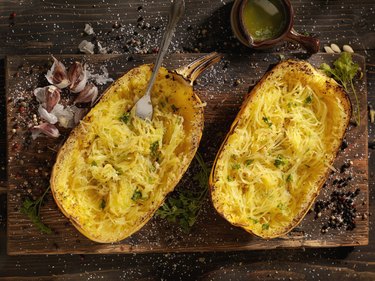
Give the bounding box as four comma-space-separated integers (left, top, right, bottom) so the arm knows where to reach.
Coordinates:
0, 0, 374, 280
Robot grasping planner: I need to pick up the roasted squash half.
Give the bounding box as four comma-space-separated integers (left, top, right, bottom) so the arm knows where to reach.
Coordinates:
51, 53, 221, 243
210, 60, 351, 239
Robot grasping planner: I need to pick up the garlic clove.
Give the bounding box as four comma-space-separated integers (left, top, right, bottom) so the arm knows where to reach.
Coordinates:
330, 43, 341, 53
343, 44, 354, 53
38, 104, 58, 124
68, 61, 88, 93
45, 85, 61, 112
53, 105, 75, 128
34, 87, 47, 103
31, 123, 60, 139
324, 46, 335, 54
74, 83, 99, 105
45, 56, 70, 89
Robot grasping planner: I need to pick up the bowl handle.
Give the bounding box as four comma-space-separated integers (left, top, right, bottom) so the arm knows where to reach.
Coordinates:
174, 52, 223, 85
285, 28, 320, 53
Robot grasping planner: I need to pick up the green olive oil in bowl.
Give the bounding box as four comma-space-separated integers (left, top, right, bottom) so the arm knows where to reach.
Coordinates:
242, 0, 287, 42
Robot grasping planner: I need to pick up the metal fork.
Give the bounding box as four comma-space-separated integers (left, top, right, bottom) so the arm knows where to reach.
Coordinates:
134, 0, 185, 120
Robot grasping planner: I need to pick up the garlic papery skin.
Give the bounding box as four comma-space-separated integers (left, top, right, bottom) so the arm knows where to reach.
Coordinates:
78, 40, 95, 55
45, 56, 70, 89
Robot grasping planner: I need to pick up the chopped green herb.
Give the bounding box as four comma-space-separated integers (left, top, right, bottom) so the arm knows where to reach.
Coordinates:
262, 116, 272, 127
171, 104, 179, 113
262, 223, 270, 230
277, 203, 285, 210
160, 100, 166, 108
227, 176, 234, 182
304, 95, 313, 104
100, 199, 106, 209
91, 161, 97, 166
250, 217, 259, 224
320, 52, 360, 125
274, 155, 285, 168
156, 151, 209, 232
245, 159, 254, 166
131, 190, 142, 201
119, 112, 131, 124
232, 163, 241, 170
150, 141, 161, 161
115, 167, 123, 175
286, 174, 293, 182
21, 186, 52, 234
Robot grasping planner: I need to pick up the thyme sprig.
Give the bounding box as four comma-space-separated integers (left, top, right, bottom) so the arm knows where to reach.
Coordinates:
156, 151, 209, 232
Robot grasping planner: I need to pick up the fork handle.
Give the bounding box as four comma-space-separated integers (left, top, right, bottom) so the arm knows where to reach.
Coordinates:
145, 0, 185, 96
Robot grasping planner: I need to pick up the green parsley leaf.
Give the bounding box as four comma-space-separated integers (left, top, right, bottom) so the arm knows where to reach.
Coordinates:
262, 223, 270, 230
20, 186, 52, 234
320, 52, 360, 125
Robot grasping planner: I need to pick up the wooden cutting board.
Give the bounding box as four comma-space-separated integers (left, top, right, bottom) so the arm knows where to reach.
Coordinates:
6, 53, 368, 255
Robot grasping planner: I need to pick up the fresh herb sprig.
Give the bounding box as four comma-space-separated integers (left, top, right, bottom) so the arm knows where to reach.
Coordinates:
320, 52, 360, 125
156, 151, 209, 232
20, 186, 52, 234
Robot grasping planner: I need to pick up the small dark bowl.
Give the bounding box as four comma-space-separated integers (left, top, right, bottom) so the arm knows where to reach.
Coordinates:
231, 0, 320, 53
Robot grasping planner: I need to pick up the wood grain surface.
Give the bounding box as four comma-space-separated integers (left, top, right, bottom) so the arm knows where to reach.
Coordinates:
5, 53, 368, 255
0, 0, 374, 280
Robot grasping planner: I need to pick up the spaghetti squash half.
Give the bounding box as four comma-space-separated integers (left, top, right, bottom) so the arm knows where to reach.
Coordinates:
210, 60, 351, 238
51, 65, 204, 243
